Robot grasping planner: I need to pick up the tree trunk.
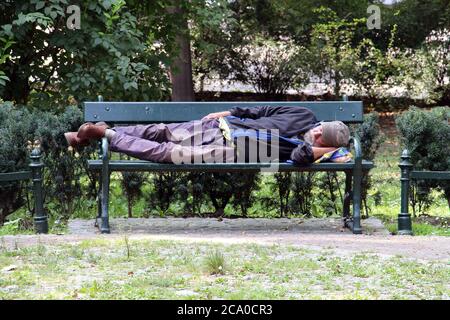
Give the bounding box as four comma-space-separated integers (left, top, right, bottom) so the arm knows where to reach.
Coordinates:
168, 2, 195, 102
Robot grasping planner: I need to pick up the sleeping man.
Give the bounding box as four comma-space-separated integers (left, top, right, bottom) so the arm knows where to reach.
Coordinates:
65, 105, 352, 165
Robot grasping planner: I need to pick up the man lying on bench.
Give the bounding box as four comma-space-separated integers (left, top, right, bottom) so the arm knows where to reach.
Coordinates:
64, 105, 351, 165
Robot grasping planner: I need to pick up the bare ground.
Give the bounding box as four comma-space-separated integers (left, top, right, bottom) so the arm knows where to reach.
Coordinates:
1, 217, 449, 262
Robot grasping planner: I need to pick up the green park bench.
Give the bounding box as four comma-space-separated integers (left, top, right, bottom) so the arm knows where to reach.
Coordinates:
84, 97, 374, 234
398, 149, 450, 235
0, 145, 47, 233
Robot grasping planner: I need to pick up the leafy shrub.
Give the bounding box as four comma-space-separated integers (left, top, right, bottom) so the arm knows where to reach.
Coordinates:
120, 172, 146, 218
230, 172, 261, 217
203, 173, 236, 217
0, 102, 97, 226
262, 172, 316, 218
396, 106, 450, 214
289, 172, 316, 217
146, 172, 181, 215
352, 112, 383, 217
314, 172, 343, 217
34, 106, 97, 221
237, 38, 307, 96
0, 103, 36, 224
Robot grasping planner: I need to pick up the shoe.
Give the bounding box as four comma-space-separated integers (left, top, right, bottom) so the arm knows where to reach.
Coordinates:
65, 132, 89, 148
77, 122, 109, 141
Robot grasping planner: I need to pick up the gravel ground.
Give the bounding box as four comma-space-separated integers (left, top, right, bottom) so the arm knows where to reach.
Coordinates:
1, 217, 449, 261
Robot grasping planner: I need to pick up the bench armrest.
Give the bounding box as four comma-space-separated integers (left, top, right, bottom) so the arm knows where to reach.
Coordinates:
100, 137, 109, 161
349, 136, 362, 165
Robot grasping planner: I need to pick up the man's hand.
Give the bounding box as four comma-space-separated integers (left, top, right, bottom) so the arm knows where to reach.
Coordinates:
202, 111, 231, 120
331, 155, 352, 163
311, 147, 337, 160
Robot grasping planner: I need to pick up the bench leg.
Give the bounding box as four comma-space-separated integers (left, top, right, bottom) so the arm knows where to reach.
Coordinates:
351, 169, 363, 234
95, 182, 102, 229
100, 171, 111, 234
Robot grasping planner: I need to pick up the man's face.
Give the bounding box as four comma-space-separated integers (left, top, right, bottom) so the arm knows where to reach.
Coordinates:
304, 125, 327, 147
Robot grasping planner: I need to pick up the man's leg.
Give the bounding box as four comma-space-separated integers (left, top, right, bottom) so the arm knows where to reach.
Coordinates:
109, 126, 235, 163
113, 119, 219, 143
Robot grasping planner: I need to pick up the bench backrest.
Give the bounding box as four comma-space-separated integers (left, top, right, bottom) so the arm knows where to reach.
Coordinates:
84, 101, 363, 124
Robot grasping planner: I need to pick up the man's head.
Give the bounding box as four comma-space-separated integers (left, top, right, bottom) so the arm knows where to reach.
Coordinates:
304, 121, 350, 147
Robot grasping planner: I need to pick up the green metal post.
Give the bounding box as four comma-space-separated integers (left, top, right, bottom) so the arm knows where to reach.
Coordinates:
398, 149, 413, 235
29, 145, 48, 234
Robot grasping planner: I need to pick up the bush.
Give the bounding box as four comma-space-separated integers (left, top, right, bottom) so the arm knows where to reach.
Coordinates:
352, 112, 383, 217
146, 172, 181, 216
396, 106, 450, 214
120, 172, 146, 218
0, 103, 36, 224
262, 172, 316, 218
0, 102, 97, 226
34, 106, 98, 222
237, 38, 307, 96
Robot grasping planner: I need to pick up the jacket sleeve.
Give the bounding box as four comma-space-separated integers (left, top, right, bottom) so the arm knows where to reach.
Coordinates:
229, 105, 288, 119
290, 143, 314, 165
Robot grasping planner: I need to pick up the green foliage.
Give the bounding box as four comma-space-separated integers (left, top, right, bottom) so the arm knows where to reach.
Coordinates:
0, 102, 97, 225
34, 107, 98, 220
203, 173, 238, 216
238, 38, 307, 96
383, 0, 450, 49
0, 103, 36, 224
0, 36, 14, 87
230, 173, 261, 217
190, 0, 242, 87
314, 172, 343, 217
0, 0, 171, 105
396, 107, 450, 214
263, 172, 317, 218
146, 172, 180, 215
353, 112, 383, 217
306, 7, 366, 96
290, 172, 315, 217
120, 172, 145, 218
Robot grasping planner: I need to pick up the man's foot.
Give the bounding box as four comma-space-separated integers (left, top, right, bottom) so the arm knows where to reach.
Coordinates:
64, 132, 89, 148
77, 122, 109, 141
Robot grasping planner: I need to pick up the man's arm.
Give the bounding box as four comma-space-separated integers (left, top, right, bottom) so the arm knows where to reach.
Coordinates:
203, 105, 315, 121
228, 105, 290, 119
291, 144, 338, 164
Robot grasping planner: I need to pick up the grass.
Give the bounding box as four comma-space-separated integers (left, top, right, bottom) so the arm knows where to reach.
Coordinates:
0, 239, 448, 300
386, 222, 450, 236
204, 250, 226, 275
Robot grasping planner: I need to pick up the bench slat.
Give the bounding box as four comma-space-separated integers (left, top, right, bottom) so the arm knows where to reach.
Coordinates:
0, 171, 32, 182
411, 171, 450, 180
84, 101, 363, 124
88, 160, 374, 172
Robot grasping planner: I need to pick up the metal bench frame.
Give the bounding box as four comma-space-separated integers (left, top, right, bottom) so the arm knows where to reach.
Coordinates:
84, 97, 374, 234
0, 147, 47, 233
398, 149, 450, 235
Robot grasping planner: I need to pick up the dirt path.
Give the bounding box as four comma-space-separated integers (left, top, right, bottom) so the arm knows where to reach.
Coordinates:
1, 217, 449, 261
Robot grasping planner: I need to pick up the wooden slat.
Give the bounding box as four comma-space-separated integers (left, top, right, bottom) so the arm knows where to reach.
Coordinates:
88, 160, 374, 172
0, 171, 32, 182
84, 101, 364, 124
411, 171, 450, 180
